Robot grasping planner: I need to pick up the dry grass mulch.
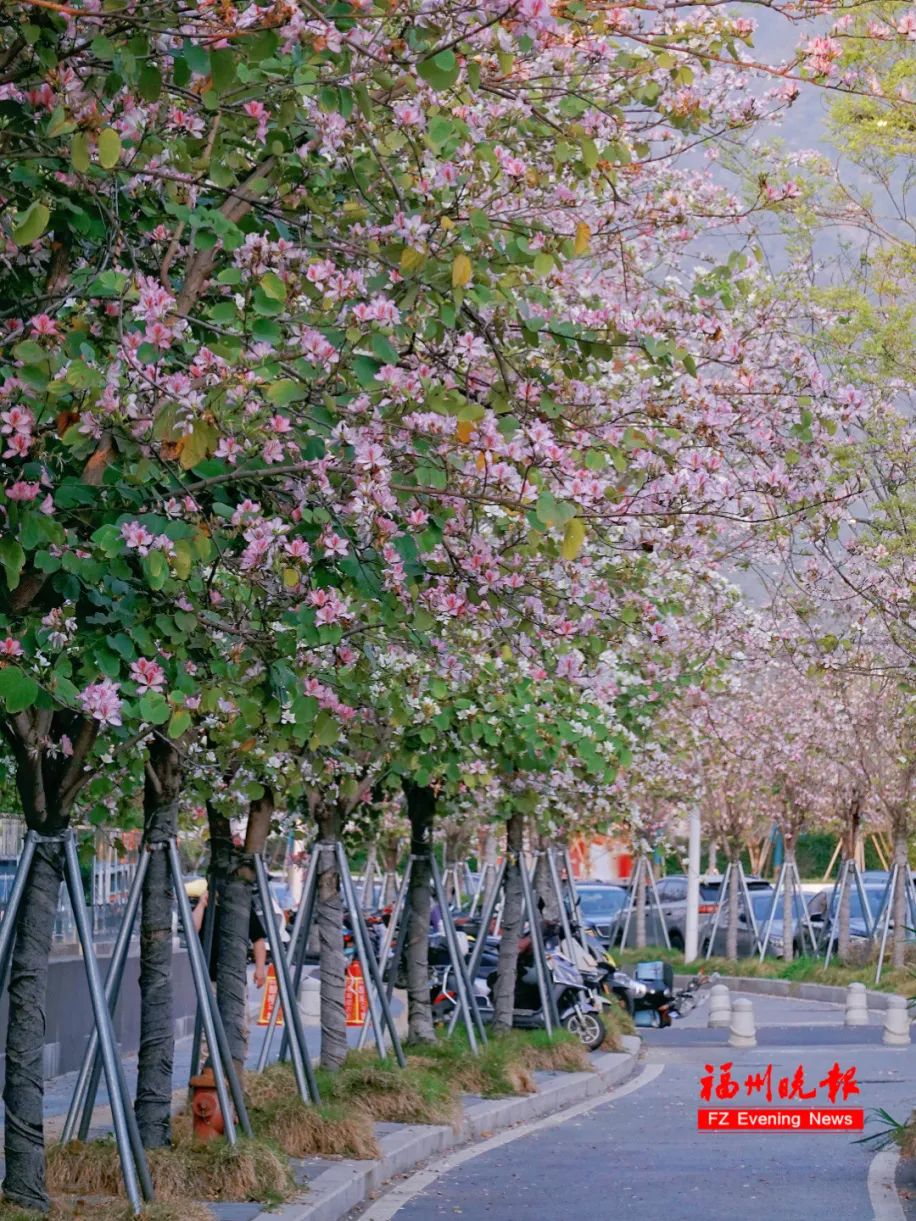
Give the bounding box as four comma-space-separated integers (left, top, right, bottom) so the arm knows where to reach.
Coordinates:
0, 1201, 213, 1221
46, 1113, 292, 1206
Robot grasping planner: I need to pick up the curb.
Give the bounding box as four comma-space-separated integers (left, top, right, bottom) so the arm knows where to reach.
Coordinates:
674, 974, 897, 1010
249, 1035, 641, 1221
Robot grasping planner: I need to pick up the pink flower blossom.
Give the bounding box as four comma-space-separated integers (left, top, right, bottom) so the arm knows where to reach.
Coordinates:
0, 636, 24, 657
79, 679, 123, 728
121, 521, 155, 554
5, 481, 40, 501
130, 657, 166, 694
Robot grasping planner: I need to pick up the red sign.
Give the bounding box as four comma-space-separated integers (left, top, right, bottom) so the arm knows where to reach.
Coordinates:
698, 1109, 863, 1131
345, 960, 368, 1027
257, 964, 284, 1027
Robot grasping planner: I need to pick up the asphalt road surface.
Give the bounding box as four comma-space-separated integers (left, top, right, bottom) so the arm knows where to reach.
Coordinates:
360, 993, 915, 1221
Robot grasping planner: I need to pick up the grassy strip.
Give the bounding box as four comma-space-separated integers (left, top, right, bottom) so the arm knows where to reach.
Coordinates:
615, 948, 916, 997
248, 1028, 591, 1159
43, 1026, 593, 1216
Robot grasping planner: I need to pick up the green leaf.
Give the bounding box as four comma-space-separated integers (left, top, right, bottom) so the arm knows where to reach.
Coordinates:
209, 48, 236, 93
139, 690, 170, 724
561, 517, 586, 560
71, 132, 90, 172
144, 549, 168, 591
97, 127, 121, 169
0, 537, 25, 591
0, 666, 38, 714
168, 708, 192, 738
418, 49, 459, 91
265, 379, 306, 406
260, 271, 287, 302
12, 202, 50, 247
137, 65, 162, 102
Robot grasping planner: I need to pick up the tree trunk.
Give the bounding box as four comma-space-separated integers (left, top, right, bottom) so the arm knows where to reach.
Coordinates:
315, 808, 346, 1070
135, 739, 180, 1149
635, 862, 646, 949
213, 793, 273, 1073
782, 844, 796, 963
892, 825, 908, 970
533, 835, 560, 924
2, 842, 64, 1212
493, 815, 524, 1035
403, 781, 436, 1045
726, 856, 740, 960
381, 842, 400, 906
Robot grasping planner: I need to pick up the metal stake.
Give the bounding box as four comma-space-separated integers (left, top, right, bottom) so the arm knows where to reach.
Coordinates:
358, 861, 410, 1051
253, 854, 320, 1104
188, 875, 217, 1082
448, 857, 505, 1037
0, 829, 37, 986
62, 832, 150, 1211
263, 846, 319, 1071
63, 847, 149, 1143
168, 840, 240, 1143
430, 855, 483, 1049
704, 860, 732, 960
338, 845, 406, 1066
518, 853, 557, 1034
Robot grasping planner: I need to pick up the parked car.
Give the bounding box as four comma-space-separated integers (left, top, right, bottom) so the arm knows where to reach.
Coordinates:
640, 873, 773, 951
573, 882, 629, 946
809, 878, 915, 946
706, 889, 809, 958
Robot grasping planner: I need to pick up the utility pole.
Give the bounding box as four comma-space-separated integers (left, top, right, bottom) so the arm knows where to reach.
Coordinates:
685, 806, 701, 963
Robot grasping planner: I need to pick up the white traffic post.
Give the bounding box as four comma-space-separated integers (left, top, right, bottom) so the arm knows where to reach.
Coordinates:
728, 998, 757, 1048
707, 983, 732, 1029
882, 996, 910, 1047
844, 982, 869, 1027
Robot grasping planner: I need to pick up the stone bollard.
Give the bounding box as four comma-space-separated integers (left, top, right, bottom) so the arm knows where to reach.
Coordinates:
298, 971, 321, 1023
707, 983, 732, 1029
844, 982, 869, 1027
882, 995, 910, 1047
729, 998, 757, 1049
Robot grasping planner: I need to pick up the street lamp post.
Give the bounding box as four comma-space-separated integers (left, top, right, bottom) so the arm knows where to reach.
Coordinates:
685, 806, 701, 963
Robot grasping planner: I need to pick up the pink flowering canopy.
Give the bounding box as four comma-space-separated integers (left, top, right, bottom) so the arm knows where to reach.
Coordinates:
1, 0, 908, 828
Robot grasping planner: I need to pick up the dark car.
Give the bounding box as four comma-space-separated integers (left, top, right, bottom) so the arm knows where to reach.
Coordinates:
573, 882, 628, 946
639, 873, 774, 951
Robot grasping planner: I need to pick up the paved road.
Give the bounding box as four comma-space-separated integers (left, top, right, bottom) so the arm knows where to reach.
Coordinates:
363, 992, 915, 1221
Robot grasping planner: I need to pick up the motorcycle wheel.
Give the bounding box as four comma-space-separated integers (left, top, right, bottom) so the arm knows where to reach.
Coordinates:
563, 1010, 606, 1050
676, 994, 695, 1016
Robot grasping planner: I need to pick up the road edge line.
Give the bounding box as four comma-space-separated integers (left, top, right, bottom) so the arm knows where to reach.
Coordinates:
868, 1147, 905, 1221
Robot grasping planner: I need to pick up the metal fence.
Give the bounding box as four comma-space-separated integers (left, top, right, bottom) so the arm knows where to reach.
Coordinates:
0, 817, 140, 946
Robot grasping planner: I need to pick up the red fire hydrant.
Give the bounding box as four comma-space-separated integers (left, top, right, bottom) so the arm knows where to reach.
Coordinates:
189, 1068, 225, 1143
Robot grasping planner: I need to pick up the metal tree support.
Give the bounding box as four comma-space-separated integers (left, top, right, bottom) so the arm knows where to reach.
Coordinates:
430, 855, 485, 1050
259, 846, 319, 1071
58, 831, 153, 1213
64, 836, 251, 1145
822, 858, 873, 966
545, 846, 582, 955
874, 863, 916, 984
0, 829, 38, 987
518, 850, 559, 1034
170, 839, 252, 1141
618, 853, 671, 951
62, 847, 150, 1143
253, 853, 321, 1104
704, 859, 761, 959
447, 858, 506, 1037
759, 857, 819, 960
358, 859, 411, 1051
187, 879, 217, 1083
337, 844, 406, 1066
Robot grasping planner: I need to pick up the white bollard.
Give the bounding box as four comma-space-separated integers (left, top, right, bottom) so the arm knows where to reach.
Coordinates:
729, 998, 757, 1049
845, 982, 869, 1027
882, 995, 910, 1047
707, 983, 732, 1029
298, 971, 321, 1023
